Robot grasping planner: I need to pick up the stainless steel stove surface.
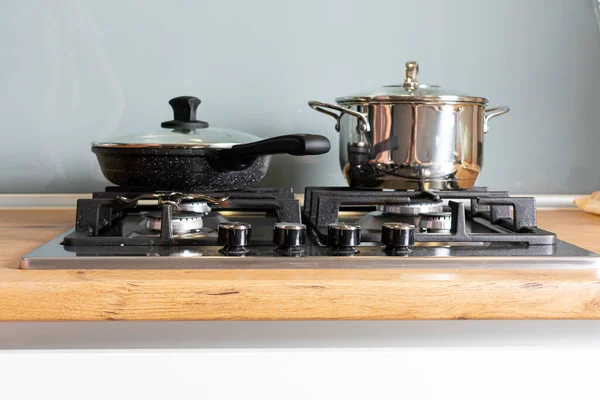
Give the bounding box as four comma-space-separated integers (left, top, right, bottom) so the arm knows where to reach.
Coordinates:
20, 187, 600, 270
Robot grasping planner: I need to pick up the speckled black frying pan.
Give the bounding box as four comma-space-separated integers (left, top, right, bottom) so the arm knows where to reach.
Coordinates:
92, 133, 331, 191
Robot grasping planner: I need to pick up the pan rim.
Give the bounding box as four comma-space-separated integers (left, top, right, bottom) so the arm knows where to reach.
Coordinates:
91, 142, 238, 149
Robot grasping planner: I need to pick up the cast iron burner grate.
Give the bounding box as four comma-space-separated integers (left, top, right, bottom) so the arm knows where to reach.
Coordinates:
302, 187, 556, 245
63, 187, 301, 247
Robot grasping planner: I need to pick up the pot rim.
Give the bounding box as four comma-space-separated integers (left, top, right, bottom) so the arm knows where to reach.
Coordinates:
335, 95, 489, 106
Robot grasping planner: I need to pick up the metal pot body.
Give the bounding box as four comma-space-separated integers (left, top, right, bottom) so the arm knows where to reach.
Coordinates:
309, 101, 509, 190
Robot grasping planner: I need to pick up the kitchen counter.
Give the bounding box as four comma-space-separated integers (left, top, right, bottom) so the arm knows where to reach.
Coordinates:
0, 208, 599, 321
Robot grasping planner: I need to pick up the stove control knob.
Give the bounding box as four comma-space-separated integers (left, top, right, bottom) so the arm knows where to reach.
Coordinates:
381, 222, 415, 255
273, 223, 306, 255
218, 222, 251, 256
327, 222, 361, 255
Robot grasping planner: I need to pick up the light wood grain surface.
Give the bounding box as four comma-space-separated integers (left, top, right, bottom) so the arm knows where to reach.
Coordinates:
0, 208, 599, 321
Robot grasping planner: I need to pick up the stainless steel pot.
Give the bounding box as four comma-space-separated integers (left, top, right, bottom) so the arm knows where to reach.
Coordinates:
309, 61, 510, 190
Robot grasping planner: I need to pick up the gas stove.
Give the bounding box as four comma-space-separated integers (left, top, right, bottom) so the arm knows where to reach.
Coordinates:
20, 186, 599, 269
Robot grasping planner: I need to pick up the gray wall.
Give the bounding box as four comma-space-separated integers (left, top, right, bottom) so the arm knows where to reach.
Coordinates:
1, 0, 599, 194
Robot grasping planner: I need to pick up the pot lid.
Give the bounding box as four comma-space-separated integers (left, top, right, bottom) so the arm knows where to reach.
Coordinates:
92, 96, 261, 149
335, 61, 488, 105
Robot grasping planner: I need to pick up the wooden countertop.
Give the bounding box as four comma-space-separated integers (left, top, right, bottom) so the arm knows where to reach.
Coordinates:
1, 208, 599, 321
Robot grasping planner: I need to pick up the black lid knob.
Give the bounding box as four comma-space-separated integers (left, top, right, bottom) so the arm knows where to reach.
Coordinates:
381, 222, 415, 254
161, 96, 209, 129
273, 223, 307, 248
327, 222, 361, 248
218, 222, 251, 247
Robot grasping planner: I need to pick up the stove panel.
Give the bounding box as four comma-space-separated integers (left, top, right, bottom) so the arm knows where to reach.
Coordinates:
20, 230, 599, 270
18, 186, 600, 269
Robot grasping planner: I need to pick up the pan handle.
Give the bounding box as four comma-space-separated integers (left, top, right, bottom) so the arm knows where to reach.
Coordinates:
228, 134, 331, 157
211, 134, 331, 171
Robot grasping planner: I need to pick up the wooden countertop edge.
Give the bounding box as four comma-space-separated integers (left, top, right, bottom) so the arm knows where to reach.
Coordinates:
1, 268, 600, 321
1, 208, 599, 321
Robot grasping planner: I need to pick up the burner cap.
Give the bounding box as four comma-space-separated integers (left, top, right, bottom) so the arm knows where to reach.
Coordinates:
377, 201, 443, 216
145, 211, 204, 234
178, 201, 211, 214
418, 211, 452, 233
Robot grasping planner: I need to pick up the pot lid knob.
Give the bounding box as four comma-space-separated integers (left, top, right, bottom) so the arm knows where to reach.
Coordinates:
161, 96, 209, 129
403, 61, 419, 90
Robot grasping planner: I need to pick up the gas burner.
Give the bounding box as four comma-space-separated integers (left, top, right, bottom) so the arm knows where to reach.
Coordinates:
418, 211, 452, 233
356, 211, 420, 235
376, 201, 443, 216
116, 192, 228, 208
145, 211, 204, 234
303, 187, 557, 246
178, 201, 211, 214
63, 187, 302, 246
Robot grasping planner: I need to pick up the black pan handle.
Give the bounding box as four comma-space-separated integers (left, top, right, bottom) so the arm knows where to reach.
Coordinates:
229, 134, 330, 157
210, 134, 331, 171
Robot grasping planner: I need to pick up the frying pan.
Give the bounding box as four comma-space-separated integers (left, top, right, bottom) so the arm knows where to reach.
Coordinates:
92, 96, 331, 191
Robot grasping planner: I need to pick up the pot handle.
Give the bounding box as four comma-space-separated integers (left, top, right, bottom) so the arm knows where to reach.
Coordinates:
210, 134, 331, 171
484, 106, 510, 133
308, 101, 371, 133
